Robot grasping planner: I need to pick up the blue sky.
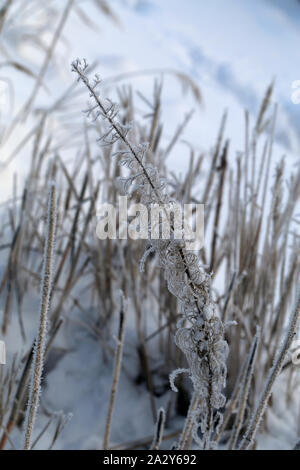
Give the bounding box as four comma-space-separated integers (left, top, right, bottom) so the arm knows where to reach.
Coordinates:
114, 0, 300, 155
62, 0, 300, 167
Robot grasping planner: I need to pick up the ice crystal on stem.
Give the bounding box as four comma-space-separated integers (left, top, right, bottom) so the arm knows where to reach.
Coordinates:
72, 59, 230, 449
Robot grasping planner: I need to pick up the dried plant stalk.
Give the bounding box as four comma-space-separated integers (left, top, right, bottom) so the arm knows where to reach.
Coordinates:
228, 329, 260, 449
103, 295, 127, 450
177, 392, 199, 450
73, 58, 229, 451
151, 407, 166, 450
24, 183, 57, 450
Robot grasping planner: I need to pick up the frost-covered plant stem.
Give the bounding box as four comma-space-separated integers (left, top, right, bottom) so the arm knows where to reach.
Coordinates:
24, 183, 57, 450
228, 329, 260, 449
72, 59, 229, 449
71, 60, 161, 202
240, 294, 300, 450
177, 392, 199, 450
103, 295, 127, 450
151, 408, 166, 450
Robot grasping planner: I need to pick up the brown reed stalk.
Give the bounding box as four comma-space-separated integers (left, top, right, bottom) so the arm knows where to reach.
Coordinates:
228, 329, 260, 449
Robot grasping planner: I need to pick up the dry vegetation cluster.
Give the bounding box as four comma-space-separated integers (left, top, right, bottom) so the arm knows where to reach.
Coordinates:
0, 0, 299, 451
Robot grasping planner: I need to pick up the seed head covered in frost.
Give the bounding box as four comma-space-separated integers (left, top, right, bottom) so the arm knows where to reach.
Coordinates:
24, 182, 57, 450
72, 59, 230, 446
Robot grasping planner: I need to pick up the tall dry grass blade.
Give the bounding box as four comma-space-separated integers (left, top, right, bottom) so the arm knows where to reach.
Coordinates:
228, 329, 260, 449
210, 140, 228, 273
24, 182, 57, 450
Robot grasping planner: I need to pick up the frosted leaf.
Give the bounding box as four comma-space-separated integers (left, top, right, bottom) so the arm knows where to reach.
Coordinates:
169, 368, 190, 392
